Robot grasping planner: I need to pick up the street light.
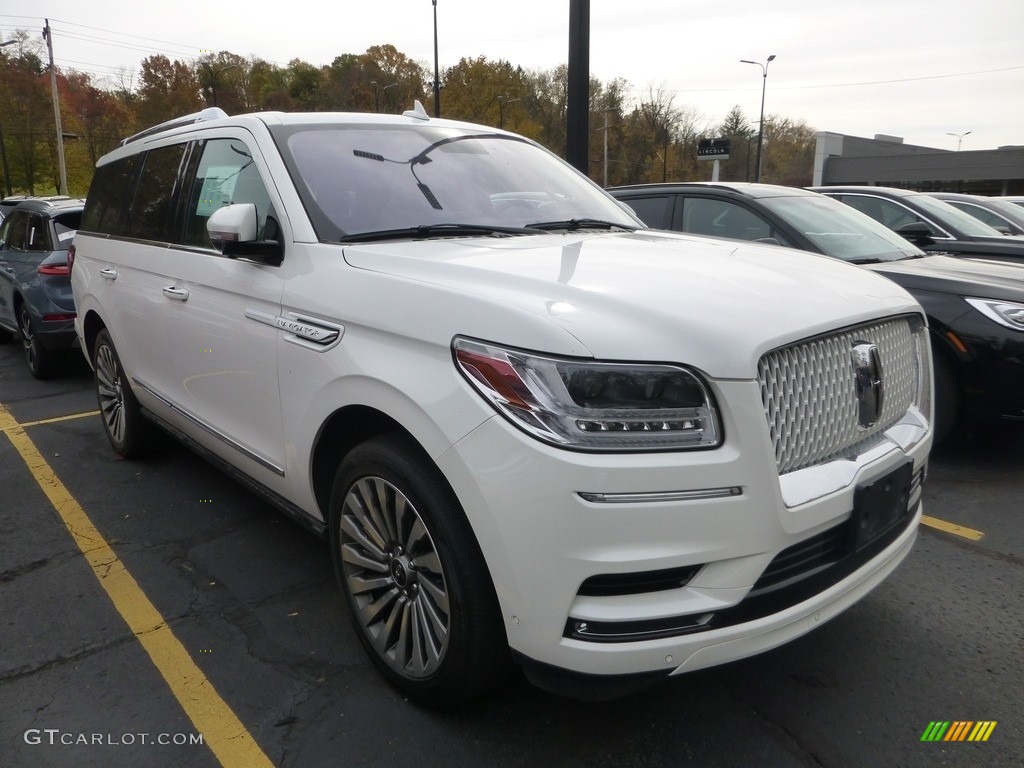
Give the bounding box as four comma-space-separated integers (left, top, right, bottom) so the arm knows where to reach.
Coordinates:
371, 81, 398, 113
497, 96, 520, 129
201, 63, 239, 108
432, 1, 441, 117
740, 54, 776, 182
946, 131, 972, 151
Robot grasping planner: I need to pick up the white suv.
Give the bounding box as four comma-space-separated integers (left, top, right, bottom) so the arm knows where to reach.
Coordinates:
70, 105, 932, 705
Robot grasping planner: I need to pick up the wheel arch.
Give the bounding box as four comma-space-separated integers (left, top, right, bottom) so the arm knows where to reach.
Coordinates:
80, 308, 108, 360
310, 404, 419, 523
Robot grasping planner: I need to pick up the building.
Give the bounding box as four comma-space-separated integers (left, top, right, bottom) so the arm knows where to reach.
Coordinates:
812, 132, 1024, 195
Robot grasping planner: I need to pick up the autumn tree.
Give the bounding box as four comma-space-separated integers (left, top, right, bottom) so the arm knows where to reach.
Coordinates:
136, 55, 202, 127
0, 38, 53, 194
195, 52, 248, 113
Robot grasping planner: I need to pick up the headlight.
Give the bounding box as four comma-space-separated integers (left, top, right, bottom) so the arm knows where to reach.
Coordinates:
964, 297, 1024, 331
453, 337, 721, 451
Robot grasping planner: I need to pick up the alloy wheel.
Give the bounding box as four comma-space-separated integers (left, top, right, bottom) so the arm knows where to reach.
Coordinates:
94, 341, 126, 445
338, 476, 450, 679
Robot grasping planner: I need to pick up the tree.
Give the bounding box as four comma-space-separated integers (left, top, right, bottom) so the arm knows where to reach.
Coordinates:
136, 55, 201, 127
0, 44, 52, 194
195, 52, 247, 113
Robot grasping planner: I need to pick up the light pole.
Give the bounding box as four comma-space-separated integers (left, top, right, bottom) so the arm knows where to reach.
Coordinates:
740, 54, 775, 182
432, 1, 441, 117
497, 96, 520, 129
946, 131, 972, 151
202, 63, 238, 108
0, 39, 15, 197
372, 81, 398, 113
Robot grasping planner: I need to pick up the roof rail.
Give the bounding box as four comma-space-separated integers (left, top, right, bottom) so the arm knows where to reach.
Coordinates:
120, 107, 229, 146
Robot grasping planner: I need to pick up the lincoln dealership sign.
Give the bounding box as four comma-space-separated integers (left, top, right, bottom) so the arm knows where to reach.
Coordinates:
697, 137, 730, 161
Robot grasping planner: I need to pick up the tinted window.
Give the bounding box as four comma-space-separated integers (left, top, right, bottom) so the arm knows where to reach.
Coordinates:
82, 155, 140, 236
620, 195, 673, 229
183, 139, 273, 248
680, 197, 772, 241
26, 213, 50, 251
835, 195, 938, 235
1, 211, 28, 250
52, 211, 81, 250
130, 144, 188, 241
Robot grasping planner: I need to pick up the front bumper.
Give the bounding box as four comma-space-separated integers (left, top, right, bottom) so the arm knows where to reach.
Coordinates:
437, 378, 929, 681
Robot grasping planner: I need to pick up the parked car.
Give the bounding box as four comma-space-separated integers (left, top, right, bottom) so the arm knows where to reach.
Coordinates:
0, 194, 73, 222
930, 192, 1024, 236
0, 197, 83, 378
609, 182, 1024, 440
72, 107, 931, 705
808, 185, 1024, 262
1000, 196, 1024, 208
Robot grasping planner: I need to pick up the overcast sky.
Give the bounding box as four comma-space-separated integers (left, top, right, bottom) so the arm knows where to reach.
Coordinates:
3, 1, 1022, 151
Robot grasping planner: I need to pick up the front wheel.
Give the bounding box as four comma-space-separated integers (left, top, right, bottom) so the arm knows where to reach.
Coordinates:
92, 328, 157, 457
329, 434, 511, 706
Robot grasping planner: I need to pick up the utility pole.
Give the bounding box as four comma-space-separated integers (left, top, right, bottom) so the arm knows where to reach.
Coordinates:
43, 19, 68, 196
432, 1, 441, 117
566, 0, 590, 174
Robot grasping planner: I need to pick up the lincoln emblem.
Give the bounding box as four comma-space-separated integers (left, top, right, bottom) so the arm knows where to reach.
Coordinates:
851, 341, 884, 428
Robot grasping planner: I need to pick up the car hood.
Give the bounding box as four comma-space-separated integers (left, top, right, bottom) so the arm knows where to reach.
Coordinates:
865, 253, 1024, 300
341, 230, 920, 378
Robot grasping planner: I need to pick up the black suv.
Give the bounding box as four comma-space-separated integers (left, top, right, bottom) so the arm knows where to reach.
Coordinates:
808, 185, 1024, 262
0, 198, 83, 378
610, 182, 1024, 440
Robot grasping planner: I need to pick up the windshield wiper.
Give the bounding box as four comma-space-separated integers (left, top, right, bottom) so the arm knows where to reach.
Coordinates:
528, 218, 636, 232
340, 223, 542, 243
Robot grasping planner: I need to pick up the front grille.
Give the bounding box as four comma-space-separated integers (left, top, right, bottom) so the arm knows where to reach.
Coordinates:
758, 315, 926, 474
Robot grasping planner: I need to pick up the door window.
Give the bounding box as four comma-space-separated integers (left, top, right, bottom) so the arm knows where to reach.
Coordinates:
130, 144, 189, 242
183, 139, 273, 248
621, 195, 673, 229
681, 197, 773, 241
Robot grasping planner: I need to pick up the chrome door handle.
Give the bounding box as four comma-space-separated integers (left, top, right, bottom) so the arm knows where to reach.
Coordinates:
99, 268, 118, 280
162, 286, 189, 301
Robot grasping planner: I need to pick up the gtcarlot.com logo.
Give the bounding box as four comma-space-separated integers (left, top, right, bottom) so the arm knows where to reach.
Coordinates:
920, 721, 997, 743
23, 729, 205, 747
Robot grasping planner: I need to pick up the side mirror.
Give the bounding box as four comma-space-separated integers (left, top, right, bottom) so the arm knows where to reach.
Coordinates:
893, 221, 934, 246
207, 204, 283, 266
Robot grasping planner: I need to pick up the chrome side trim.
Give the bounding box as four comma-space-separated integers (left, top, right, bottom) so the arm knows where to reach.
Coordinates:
134, 378, 285, 476
578, 487, 742, 504
245, 309, 344, 350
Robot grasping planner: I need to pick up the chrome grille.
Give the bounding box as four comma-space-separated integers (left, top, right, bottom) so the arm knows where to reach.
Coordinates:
758, 316, 926, 474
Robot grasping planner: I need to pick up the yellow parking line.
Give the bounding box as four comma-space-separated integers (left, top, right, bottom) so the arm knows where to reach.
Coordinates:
0, 404, 274, 768
921, 514, 985, 541
19, 410, 100, 428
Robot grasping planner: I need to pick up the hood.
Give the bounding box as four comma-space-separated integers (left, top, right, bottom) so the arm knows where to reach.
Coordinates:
341, 230, 920, 379
866, 253, 1024, 300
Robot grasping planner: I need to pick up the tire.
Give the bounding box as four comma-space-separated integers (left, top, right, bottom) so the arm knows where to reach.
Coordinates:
329, 433, 512, 706
19, 304, 60, 379
91, 328, 157, 457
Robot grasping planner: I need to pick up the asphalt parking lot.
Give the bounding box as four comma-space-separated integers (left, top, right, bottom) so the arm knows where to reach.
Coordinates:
1, 340, 1022, 768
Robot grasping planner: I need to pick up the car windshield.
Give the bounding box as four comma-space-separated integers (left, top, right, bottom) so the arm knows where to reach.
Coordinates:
275, 124, 639, 242
760, 194, 923, 262
912, 194, 1007, 238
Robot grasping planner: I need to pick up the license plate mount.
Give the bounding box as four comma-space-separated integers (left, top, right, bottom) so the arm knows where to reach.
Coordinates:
850, 462, 913, 551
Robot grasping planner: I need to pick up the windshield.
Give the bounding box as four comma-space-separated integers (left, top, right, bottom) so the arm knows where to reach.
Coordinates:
911, 194, 1009, 238
760, 194, 924, 262
274, 124, 639, 241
